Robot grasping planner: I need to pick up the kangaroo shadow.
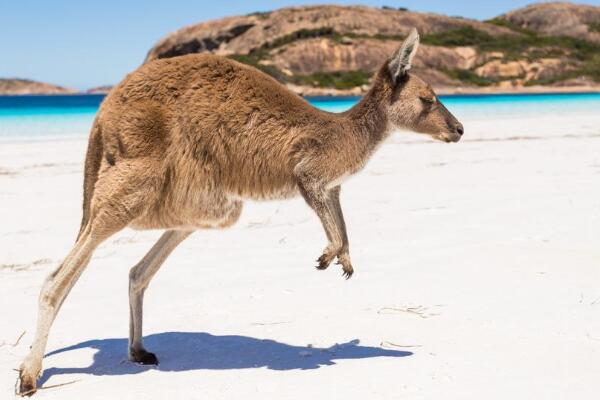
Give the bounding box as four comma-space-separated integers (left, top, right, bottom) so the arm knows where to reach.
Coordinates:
39, 331, 412, 385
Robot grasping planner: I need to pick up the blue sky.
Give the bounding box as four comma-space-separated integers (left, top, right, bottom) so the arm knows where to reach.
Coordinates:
1, 1, 598, 89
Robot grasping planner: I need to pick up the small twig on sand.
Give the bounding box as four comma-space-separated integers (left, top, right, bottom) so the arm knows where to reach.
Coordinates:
251, 321, 290, 326
12, 331, 26, 347
1, 259, 52, 272
16, 379, 80, 397
378, 306, 437, 318
380, 341, 423, 349
14, 369, 78, 396
0, 330, 26, 348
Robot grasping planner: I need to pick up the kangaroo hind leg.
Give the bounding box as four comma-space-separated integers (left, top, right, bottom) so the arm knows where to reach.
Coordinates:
18, 160, 156, 396
128, 229, 193, 365
18, 220, 126, 396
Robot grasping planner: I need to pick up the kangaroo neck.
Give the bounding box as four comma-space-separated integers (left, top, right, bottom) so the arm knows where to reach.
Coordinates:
343, 79, 391, 147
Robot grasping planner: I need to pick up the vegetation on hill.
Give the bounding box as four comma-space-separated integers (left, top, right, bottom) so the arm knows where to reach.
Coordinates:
421, 22, 600, 85
293, 71, 371, 90
442, 69, 498, 87
587, 21, 600, 33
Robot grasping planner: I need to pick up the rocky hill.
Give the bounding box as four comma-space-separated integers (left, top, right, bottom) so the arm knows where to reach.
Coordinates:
0, 79, 75, 95
146, 3, 600, 95
500, 2, 600, 44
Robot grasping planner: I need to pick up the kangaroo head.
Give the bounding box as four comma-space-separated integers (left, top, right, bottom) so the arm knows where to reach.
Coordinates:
384, 29, 464, 143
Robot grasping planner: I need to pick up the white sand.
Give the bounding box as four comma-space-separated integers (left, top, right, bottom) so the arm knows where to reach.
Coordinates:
1, 112, 599, 399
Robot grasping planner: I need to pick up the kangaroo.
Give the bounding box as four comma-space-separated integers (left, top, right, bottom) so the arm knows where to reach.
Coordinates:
18, 28, 463, 395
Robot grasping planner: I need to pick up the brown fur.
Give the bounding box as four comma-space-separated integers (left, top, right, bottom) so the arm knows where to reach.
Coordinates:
18, 30, 463, 395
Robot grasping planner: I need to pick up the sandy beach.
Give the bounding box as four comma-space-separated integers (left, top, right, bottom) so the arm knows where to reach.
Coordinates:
1, 109, 599, 399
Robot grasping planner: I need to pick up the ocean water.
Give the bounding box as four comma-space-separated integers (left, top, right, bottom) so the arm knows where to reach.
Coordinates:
1, 93, 600, 141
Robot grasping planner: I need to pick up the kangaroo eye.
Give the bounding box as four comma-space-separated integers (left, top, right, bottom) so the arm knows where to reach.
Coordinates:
420, 96, 435, 104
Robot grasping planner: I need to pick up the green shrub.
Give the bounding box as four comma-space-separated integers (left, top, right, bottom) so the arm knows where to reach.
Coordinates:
229, 54, 260, 67
444, 69, 497, 86
486, 18, 537, 35
246, 11, 271, 20
265, 28, 338, 49
228, 54, 287, 82
294, 70, 372, 90
588, 22, 600, 33
580, 53, 600, 81
421, 26, 496, 47
381, 6, 409, 12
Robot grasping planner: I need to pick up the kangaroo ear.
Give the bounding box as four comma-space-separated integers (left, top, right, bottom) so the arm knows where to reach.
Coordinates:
389, 28, 420, 83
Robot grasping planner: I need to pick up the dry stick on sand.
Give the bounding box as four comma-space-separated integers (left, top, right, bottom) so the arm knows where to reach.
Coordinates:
14, 377, 79, 397
377, 306, 439, 318
12, 331, 26, 347
380, 341, 423, 349
0, 330, 26, 348
12, 331, 78, 396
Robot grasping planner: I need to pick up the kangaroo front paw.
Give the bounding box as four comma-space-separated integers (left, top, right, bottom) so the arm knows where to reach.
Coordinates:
337, 253, 354, 280
129, 348, 159, 365
17, 370, 38, 397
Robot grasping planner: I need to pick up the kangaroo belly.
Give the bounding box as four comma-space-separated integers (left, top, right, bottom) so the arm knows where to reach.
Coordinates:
221, 162, 300, 201
130, 181, 244, 230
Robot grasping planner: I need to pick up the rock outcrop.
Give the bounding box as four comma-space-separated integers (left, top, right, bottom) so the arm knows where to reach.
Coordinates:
476, 58, 566, 79
145, 5, 514, 62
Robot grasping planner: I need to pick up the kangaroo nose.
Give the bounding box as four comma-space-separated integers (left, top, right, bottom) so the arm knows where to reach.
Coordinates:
455, 123, 464, 136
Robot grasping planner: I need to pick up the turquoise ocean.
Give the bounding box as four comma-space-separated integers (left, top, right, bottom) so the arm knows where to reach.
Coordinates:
1, 93, 600, 142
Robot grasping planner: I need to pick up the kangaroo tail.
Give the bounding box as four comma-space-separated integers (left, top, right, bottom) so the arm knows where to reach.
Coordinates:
77, 119, 103, 241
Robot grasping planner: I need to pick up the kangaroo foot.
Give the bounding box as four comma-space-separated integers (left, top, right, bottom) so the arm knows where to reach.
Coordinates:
129, 348, 159, 365
316, 248, 354, 279
316, 252, 336, 270
17, 369, 38, 397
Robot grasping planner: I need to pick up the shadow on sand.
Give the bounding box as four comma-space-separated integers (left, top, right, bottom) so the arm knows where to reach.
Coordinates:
39, 331, 412, 385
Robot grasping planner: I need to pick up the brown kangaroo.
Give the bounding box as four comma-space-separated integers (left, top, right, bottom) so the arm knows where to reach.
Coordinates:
18, 28, 463, 395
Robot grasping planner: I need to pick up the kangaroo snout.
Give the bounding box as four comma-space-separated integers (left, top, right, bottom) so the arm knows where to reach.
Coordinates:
451, 122, 464, 141
455, 122, 464, 136
443, 120, 464, 143
439, 121, 463, 143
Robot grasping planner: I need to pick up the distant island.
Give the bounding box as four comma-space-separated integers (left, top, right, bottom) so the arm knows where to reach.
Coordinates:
0, 79, 75, 95
85, 85, 113, 94
3, 2, 600, 96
